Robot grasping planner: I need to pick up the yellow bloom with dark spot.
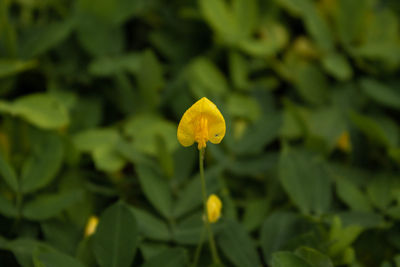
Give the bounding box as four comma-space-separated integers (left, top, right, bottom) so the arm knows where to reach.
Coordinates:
177, 97, 226, 150
207, 194, 222, 223
84, 216, 99, 237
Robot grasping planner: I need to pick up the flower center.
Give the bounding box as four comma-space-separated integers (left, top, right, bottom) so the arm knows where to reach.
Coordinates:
195, 116, 209, 149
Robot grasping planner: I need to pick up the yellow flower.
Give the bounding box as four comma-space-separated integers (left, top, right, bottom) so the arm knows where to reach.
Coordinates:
207, 194, 222, 223
177, 97, 226, 150
84, 216, 99, 237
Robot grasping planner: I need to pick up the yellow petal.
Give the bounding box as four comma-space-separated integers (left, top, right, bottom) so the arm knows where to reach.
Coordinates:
207, 194, 222, 223
84, 216, 99, 237
177, 97, 225, 149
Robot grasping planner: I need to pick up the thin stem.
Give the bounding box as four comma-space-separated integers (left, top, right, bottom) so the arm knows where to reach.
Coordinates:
199, 148, 220, 264
191, 224, 206, 267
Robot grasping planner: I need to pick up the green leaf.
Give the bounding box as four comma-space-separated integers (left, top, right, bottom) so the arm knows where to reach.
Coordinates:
322, 53, 353, 81
242, 198, 269, 232
188, 58, 228, 99
336, 178, 372, 212
172, 212, 203, 245
260, 212, 303, 261
74, 128, 120, 152
217, 220, 261, 267
349, 112, 391, 147
123, 114, 178, 156
0, 93, 70, 129
34, 250, 86, 267
295, 247, 334, 267
294, 62, 328, 105
21, 133, 64, 193
136, 163, 172, 219
0, 193, 17, 218
232, 0, 258, 39
136, 50, 164, 110
226, 93, 261, 121
229, 51, 249, 90
142, 248, 188, 267
130, 207, 171, 241
6, 239, 56, 267
19, 19, 75, 58
328, 216, 363, 256
272, 251, 313, 267
279, 148, 331, 215
0, 59, 37, 78
92, 146, 125, 173
199, 0, 238, 44
367, 174, 396, 210
88, 53, 141, 76
360, 78, 400, 110
232, 112, 282, 155
22, 190, 83, 221
92, 201, 139, 267
0, 150, 18, 192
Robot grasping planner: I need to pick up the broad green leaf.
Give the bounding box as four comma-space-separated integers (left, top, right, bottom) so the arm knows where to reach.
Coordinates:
136, 50, 164, 110
34, 250, 86, 267
123, 114, 178, 156
272, 251, 313, 267
232, 112, 282, 155
336, 178, 372, 212
226, 152, 278, 176
217, 220, 261, 267
142, 248, 188, 267
19, 19, 75, 58
242, 198, 269, 232
0, 60, 37, 78
294, 62, 328, 105
173, 213, 203, 245
199, 0, 238, 44
21, 133, 64, 193
22, 190, 83, 221
74, 128, 119, 152
360, 78, 400, 110
229, 51, 249, 90
92, 201, 139, 267
6, 239, 56, 267
41, 220, 81, 255
0, 193, 17, 218
188, 58, 228, 99
279, 148, 331, 215
367, 175, 396, 210
328, 216, 363, 256
260, 212, 303, 261
0, 93, 69, 129
295, 247, 334, 267
130, 207, 171, 241
226, 93, 261, 121
337, 211, 384, 228
76, 14, 124, 57
0, 150, 18, 192
334, 0, 368, 46
92, 146, 125, 172
136, 163, 172, 219
88, 53, 141, 76
233, 0, 257, 39
322, 53, 353, 81
349, 112, 391, 147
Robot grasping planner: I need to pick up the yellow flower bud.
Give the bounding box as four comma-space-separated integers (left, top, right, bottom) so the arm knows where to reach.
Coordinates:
177, 97, 226, 150
207, 194, 222, 223
337, 131, 351, 153
84, 216, 99, 237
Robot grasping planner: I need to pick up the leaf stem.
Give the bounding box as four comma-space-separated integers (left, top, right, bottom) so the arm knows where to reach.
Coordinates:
199, 148, 220, 264
191, 224, 206, 267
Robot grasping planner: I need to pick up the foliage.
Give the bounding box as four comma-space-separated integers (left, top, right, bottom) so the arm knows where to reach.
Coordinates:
1, 0, 400, 266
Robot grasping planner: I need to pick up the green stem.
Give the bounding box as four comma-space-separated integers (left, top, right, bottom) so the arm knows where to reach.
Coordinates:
191, 224, 206, 267
199, 148, 220, 264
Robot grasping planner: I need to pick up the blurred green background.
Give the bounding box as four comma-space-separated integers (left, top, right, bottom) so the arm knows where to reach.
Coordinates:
1, 0, 400, 266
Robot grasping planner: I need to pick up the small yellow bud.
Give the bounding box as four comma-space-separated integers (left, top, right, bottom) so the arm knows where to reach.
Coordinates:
337, 131, 351, 153
177, 97, 226, 150
207, 194, 222, 223
84, 216, 99, 237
